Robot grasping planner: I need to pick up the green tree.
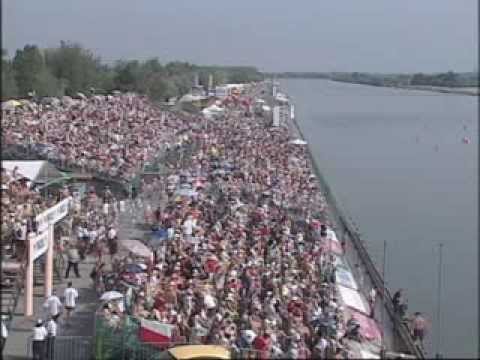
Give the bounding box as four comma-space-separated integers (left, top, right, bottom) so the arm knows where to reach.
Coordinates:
113, 60, 141, 91
2, 49, 18, 99
44, 41, 103, 95
212, 70, 227, 86
13, 44, 45, 96
35, 67, 64, 97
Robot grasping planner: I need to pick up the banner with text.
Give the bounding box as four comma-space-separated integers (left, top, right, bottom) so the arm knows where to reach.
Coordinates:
36, 197, 71, 233
30, 230, 49, 261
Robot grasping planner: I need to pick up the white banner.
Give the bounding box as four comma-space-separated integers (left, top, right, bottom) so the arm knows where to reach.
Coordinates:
36, 197, 71, 233
273, 106, 280, 127
31, 231, 49, 261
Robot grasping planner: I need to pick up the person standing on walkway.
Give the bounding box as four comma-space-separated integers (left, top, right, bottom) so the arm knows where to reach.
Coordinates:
64, 282, 79, 326
65, 242, 81, 279
32, 319, 48, 360
368, 287, 377, 319
1, 319, 7, 350
44, 290, 63, 322
411, 312, 427, 348
46, 317, 57, 360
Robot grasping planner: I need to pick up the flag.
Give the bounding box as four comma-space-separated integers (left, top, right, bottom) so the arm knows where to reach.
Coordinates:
139, 319, 173, 344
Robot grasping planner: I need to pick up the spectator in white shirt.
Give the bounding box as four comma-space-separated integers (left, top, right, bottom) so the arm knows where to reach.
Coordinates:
32, 319, 48, 360
1, 320, 7, 350
64, 282, 79, 324
46, 317, 57, 360
44, 290, 63, 322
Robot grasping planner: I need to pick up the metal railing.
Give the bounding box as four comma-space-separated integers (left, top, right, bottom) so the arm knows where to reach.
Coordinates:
26, 335, 94, 360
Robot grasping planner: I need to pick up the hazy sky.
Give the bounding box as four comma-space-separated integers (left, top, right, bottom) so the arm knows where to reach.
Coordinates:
3, 0, 478, 73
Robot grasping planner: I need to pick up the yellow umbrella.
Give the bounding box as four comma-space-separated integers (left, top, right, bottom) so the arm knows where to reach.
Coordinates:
7, 100, 21, 107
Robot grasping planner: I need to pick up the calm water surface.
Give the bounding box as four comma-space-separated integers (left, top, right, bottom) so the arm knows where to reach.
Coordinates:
281, 79, 478, 358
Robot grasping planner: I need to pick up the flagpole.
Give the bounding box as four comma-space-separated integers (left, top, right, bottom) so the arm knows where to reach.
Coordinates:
435, 243, 443, 359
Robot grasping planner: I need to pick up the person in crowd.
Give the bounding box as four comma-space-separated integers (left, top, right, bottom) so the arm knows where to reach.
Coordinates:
43, 289, 63, 322
65, 242, 81, 279
1, 319, 7, 350
368, 287, 377, 318
411, 312, 427, 348
32, 319, 48, 360
64, 282, 79, 326
46, 316, 57, 360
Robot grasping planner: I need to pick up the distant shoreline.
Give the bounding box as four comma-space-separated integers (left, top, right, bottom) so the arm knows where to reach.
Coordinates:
388, 84, 479, 96
275, 76, 479, 96
331, 80, 480, 96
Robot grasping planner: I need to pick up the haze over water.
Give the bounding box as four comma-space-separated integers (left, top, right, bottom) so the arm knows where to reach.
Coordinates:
282, 79, 478, 358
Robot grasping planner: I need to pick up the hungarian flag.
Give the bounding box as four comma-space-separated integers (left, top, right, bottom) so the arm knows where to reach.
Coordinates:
139, 319, 174, 345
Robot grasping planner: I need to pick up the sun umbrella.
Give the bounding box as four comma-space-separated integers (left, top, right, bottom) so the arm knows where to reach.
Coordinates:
124, 263, 145, 273
100, 291, 124, 302
175, 188, 198, 197
150, 229, 168, 247
119, 239, 153, 258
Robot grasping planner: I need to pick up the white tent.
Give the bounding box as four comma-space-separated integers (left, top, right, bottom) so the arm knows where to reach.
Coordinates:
289, 139, 308, 145
337, 284, 370, 315
179, 94, 206, 103
2, 160, 64, 184
335, 267, 359, 290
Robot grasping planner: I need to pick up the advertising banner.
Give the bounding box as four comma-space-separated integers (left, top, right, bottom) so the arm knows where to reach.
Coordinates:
30, 230, 49, 261
36, 197, 71, 233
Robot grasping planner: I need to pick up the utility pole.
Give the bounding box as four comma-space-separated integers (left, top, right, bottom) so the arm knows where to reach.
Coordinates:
435, 243, 444, 359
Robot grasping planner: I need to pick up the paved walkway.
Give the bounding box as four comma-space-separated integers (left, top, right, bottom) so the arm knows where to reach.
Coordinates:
3, 255, 97, 360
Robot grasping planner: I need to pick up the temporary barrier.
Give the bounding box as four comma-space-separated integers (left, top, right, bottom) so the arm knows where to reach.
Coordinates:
27, 335, 94, 360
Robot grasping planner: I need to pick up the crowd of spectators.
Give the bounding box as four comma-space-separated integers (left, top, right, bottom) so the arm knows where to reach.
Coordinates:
2, 93, 192, 183
89, 86, 384, 359
0, 166, 66, 260
1, 85, 412, 358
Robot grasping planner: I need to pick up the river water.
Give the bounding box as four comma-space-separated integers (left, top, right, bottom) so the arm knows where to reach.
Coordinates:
281, 79, 478, 358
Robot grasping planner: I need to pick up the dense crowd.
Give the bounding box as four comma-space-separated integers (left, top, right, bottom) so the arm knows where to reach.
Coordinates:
2, 94, 191, 182
1, 166, 68, 260
89, 87, 382, 359
2, 85, 426, 359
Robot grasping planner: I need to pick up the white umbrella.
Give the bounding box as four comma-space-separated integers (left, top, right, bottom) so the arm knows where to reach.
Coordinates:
289, 139, 308, 145
119, 239, 153, 259
100, 291, 124, 302
175, 188, 198, 197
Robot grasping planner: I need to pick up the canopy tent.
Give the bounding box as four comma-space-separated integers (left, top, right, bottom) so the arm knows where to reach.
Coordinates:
100, 291, 124, 302
335, 266, 359, 290
337, 285, 370, 316
350, 310, 383, 342
119, 240, 153, 259
2, 100, 22, 110
289, 139, 308, 145
179, 94, 206, 103
2, 160, 66, 185
320, 238, 344, 255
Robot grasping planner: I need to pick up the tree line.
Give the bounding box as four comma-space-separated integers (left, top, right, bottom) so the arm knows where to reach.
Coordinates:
2, 41, 264, 101
266, 71, 479, 88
